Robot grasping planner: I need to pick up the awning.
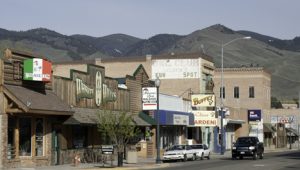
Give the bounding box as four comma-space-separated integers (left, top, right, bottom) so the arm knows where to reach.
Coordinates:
64, 107, 151, 126
227, 119, 245, 124
154, 110, 194, 126
139, 112, 156, 125
286, 128, 299, 136
3, 84, 73, 115
263, 123, 276, 133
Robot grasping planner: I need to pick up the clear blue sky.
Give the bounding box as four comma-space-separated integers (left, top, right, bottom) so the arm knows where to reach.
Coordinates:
1, 0, 299, 40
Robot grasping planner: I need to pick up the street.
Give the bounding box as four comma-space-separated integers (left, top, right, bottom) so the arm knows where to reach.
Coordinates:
157, 151, 300, 170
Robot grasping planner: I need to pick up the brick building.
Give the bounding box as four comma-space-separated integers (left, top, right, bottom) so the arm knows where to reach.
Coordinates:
213, 67, 271, 149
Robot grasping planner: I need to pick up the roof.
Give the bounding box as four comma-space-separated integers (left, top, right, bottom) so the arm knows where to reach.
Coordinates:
64, 107, 151, 126
3, 84, 73, 115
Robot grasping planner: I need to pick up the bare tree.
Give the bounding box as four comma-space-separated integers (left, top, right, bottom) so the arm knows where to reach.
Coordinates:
97, 110, 140, 167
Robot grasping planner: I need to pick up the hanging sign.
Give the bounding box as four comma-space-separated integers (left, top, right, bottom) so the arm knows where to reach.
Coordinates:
142, 87, 157, 110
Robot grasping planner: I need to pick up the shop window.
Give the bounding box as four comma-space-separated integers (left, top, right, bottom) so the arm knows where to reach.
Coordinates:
19, 117, 32, 156
35, 118, 44, 156
72, 126, 87, 148
8, 117, 16, 159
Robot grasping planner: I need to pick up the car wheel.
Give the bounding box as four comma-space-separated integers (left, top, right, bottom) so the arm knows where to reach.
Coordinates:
253, 152, 257, 160
200, 153, 204, 160
259, 152, 263, 159
207, 153, 210, 160
183, 155, 187, 162
192, 154, 196, 161
239, 155, 243, 160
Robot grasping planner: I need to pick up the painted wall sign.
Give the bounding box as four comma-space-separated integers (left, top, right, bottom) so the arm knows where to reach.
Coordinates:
151, 59, 200, 79
76, 71, 116, 105
248, 110, 262, 121
76, 78, 94, 99
23, 58, 52, 82
271, 115, 295, 124
103, 84, 117, 102
142, 87, 157, 110
191, 95, 215, 107
95, 71, 102, 106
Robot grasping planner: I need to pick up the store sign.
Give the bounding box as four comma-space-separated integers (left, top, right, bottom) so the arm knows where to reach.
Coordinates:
142, 87, 157, 110
191, 95, 215, 107
173, 114, 189, 125
192, 111, 216, 118
271, 116, 295, 124
76, 71, 116, 106
248, 110, 261, 121
101, 145, 114, 154
95, 71, 102, 106
23, 58, 52, 82
193, 111, 217, 126
151, 59, 200, 79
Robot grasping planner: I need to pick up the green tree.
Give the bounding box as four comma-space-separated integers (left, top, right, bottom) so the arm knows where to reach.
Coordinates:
271, 96, 283, 108
97, 110, 140, 167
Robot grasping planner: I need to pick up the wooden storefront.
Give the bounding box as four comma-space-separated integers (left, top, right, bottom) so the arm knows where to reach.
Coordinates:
51, 63, 154, 164
0, 49, 73, 168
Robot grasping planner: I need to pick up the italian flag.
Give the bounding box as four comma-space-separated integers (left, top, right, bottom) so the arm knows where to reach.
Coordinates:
23, 58, 52, 82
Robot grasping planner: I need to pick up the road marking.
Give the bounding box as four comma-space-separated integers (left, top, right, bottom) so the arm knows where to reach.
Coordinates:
254, 164, 265, 167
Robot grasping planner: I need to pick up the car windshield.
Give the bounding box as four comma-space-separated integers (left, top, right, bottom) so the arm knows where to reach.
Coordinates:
236, 137, 256, 144
169, 145, 185, 150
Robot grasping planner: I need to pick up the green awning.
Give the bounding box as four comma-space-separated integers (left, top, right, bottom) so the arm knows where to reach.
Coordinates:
139, 112, 156, 125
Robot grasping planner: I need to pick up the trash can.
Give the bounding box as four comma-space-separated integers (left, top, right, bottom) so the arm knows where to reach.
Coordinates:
126, 151, 137, 164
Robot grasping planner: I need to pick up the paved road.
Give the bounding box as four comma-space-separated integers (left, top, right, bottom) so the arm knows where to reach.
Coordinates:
157, 151, 300, 170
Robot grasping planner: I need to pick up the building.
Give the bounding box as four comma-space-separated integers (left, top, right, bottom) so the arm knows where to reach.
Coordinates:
0, 49, 73, 168
213, 67, 271, 150
95, 52, 216, 150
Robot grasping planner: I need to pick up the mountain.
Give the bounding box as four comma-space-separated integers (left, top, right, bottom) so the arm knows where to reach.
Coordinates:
238, 30, 300, 52
0, 25, 299, 100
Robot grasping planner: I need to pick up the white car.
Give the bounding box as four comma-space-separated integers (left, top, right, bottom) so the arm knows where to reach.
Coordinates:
190, 144, 210, 160
162, 144, 196, 162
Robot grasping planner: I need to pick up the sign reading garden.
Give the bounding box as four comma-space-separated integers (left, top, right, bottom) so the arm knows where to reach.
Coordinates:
23, 58, 52, 82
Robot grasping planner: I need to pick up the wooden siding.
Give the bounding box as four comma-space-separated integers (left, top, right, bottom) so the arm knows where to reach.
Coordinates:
52, 64, 130, 111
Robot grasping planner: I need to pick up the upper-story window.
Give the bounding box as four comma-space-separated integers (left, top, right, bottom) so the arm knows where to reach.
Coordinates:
220, 87, 225, 99
249, 86, 255, 98
234, 86, 239, 98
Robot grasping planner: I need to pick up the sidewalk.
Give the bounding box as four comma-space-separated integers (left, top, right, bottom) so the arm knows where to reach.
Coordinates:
6, 148, 298, 170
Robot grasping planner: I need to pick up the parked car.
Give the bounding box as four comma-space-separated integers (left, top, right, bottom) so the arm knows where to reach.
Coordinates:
232, 136, 264, 160
190, 144, 210, 160
162, 144, 196, 162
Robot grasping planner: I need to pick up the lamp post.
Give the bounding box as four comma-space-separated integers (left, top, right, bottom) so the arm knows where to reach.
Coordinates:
155, 77, 161, 163
220, 36, 251, 155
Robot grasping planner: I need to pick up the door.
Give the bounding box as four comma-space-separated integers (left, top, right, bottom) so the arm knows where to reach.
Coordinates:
52, 126, 61, 165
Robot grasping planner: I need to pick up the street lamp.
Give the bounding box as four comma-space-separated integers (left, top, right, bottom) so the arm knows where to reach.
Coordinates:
155, 77, 161, 163
220, 36, 251, 155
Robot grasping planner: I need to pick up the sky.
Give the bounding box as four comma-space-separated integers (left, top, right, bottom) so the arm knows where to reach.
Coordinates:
0, 0, 299, 40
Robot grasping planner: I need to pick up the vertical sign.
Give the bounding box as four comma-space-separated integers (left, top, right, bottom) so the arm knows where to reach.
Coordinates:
142, 87, 157, 110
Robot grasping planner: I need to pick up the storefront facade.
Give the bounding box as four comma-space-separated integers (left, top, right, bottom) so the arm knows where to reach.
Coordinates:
0, 49, 73, 168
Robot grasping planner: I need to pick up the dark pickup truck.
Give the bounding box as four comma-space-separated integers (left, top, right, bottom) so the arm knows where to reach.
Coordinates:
232, 136, 264, 160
